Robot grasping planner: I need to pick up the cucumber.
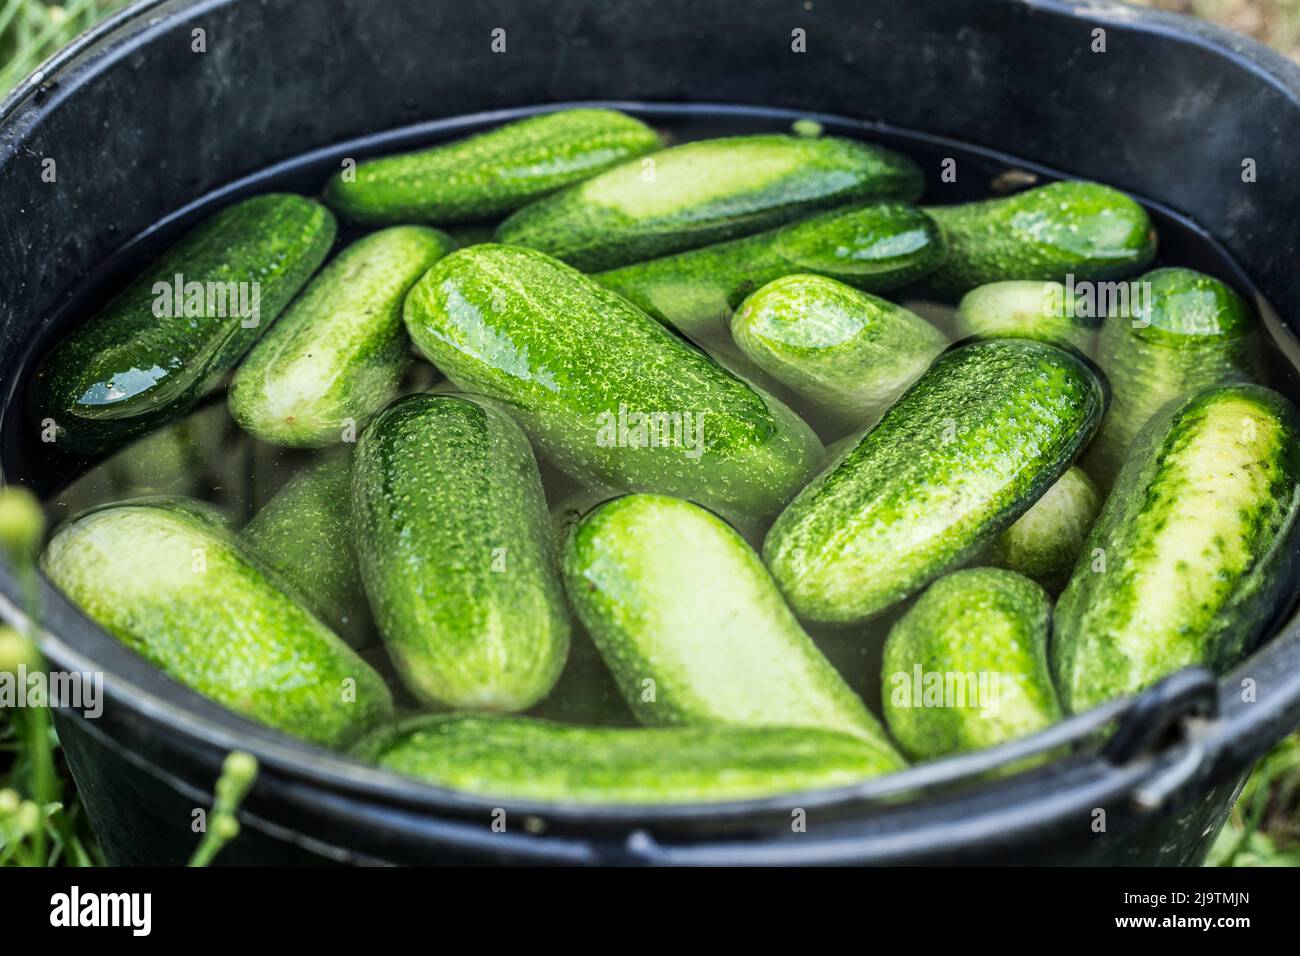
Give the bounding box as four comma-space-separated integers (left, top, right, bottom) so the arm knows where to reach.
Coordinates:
730, 274, 948, 428
954, 280, 1096, 354
228, 226, 454, 447
595, 202, 945, 341
354, 715, 899, 804
1052, 384, 1300, 713
239, 450, 372, 648
496, 134, 924, 270
763, 338, 1106, 623
403, 244, 823, 527
30, 194, 336, 455
323, 109, 662, 225
984, 466, 1101, 594
882, 568, 1060, 760
353, 393, 570, 711
1083, 267, 1260, 487
562, 494, 904, 766
41, 501, 392, 747
920, 181, 1156, 300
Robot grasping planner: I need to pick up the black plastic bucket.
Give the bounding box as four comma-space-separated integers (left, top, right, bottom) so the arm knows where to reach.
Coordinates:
3, 0, 1300, 865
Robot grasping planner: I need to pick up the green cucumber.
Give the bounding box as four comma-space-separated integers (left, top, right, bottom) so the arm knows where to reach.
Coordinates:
403, 244, 823, 527
984, 466, 1101, 594
1052, 384, 1300, 713
353, 393, 570, 710
954, 280, 1096, 353
354, 715, 899, 804
730, 274, 948, 428
882, 568, 1060, 760
496, 134, 924, 270
920, 181, 1156, 300
228, 226, 454, 447
239, 451, 371, 648
1083, 267, 1260, 487
562, 493, 904, 765
595, 202, 944, 341
30, 194, 336, 455
323, 109, 662, 225
764, 338, 1106, 623
41, 501, 392, 746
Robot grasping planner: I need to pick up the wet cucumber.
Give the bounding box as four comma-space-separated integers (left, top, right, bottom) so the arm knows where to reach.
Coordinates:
30, 194, 336, 455
562, 494, 904, 764
882, 568, 1061, 760
403, 244, 823, 527
764, 338, 1106, 623
1053, 384, 1300, 713
920, 181, 1156, 300
954, 280, 1096, 354
354, 714, 899, 804
323, 109, 662, 225
41, 501, 392, 747
353, 393, 570, 711
496, 134, 924, 271
730, 274, 948, 429
984, 466, 1101, 594
228, 226, 454, 447
595, 202, 944, 341
1084, 267, 1260, 487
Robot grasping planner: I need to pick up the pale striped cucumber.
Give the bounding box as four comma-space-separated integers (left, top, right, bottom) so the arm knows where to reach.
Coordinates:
228, 226, 453, 447
984, 466, 1101, 594
41, 501, 392, 746
954, 280, 1096, 354
403, 244, 823, 527
1053, 384, 1300, 713
595, 202, 944, 341
323, 109, 662, 225
730, 274, 948, 428
354, 715, 899, 804
353, 393, 570, 711
882, 568, 1060, 760
496, 134, 924, 270
764, 338, 1106, 623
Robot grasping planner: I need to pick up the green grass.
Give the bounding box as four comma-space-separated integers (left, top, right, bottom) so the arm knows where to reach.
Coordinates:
0, 0, 132, 96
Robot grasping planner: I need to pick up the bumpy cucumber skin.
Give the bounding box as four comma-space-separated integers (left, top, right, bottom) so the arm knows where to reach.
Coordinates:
353, 393, 570, 711
920, 181, 1156, 300
354, 714, 899, 804
764, 338, 1106, 624
496, 134, 925, 270
323, 109, 662, 225
562, 494, 904, 763
1084, 267, 1260, 487
882, 568, 1061, 760
985, 466, 1101, 594
228, 226, 454, 447
595, 203, 945, 340
403, 244, 823, 527
731, 274, 948, 428
41, 502, 392, 747
240, 451, 371, 648
1053, 384, 1300, 714
30, 194, 336, 455
954, 280, 1097, 354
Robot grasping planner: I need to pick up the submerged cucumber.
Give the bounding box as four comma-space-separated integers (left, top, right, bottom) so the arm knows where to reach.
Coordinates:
323, 109, 662, 225
1084, 267, 1260, 487
764, 338, 1106, 623
984, 466, 1101, 594
954, 280, 1095, 353
562, 494, 904, 764
882, 568, 1060, 760
30, 194, 336, 455
496, 134, 924, 270
228, 226, 454, 447
1053, 384, 1300, 713
353, 393, 570, 711
920, 181, 1156, 300
730, 274, 948, 429
595, 202, 945, 341
404, 244, 823, 527
354, 715, 898, 804
41, 501, 391, 746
